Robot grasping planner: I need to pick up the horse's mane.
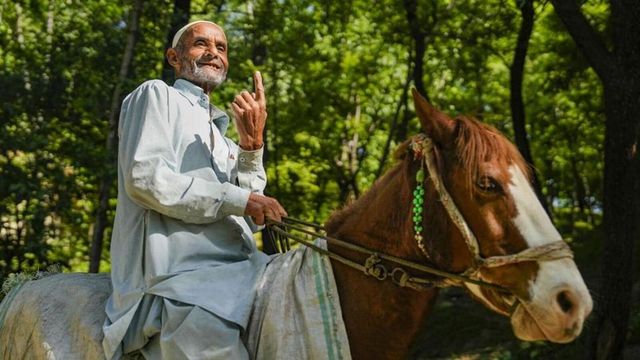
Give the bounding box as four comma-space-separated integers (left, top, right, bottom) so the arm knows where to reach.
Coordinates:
326, 115, 531, 234
454, 115, 531, 191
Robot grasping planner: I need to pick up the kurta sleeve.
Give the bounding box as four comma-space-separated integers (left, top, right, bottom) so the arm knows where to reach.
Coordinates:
237, 146, 267, 194
236, 146, 268, 232
118, 80, 250, 224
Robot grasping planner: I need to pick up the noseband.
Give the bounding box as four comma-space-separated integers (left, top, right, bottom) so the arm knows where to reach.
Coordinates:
267, 134, 573, 294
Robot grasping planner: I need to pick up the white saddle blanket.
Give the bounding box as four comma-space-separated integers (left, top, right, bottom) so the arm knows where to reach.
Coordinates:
245, 239, 352, 359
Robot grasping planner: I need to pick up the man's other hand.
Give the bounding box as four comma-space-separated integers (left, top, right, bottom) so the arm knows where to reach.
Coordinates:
232, 71, 266, 151
244, 193, 287, 225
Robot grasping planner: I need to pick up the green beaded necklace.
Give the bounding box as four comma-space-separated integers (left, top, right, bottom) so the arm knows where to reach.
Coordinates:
412, 165, 425, 245
409, 135, 430, 257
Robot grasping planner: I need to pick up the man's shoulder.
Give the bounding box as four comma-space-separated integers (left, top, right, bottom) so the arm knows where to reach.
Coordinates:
122, 80, 179, 107
131, 79, 172, 96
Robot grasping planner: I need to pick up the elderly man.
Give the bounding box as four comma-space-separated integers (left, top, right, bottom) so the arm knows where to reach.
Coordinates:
102, 20, 286, 359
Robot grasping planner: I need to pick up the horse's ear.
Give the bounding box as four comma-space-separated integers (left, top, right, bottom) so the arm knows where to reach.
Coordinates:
412, 88, 456, 148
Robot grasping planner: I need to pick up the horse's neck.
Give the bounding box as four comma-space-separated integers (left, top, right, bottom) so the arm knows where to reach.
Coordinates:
327, 165, 440, 359
327, 165, 414, 256
331, 260, 438, 359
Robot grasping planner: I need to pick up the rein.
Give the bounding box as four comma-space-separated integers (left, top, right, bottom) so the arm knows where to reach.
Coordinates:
266, 134, 574, 294
267, 218, 506, 291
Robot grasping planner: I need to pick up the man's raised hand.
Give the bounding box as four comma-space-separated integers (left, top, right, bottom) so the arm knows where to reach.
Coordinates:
232, 71, 267, 151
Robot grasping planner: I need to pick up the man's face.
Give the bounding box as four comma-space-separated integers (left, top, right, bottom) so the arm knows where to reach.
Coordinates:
170, 23, 229, 89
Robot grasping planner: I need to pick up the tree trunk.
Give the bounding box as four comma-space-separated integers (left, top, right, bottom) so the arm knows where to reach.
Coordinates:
591, 77, 640, 360
570, 155, 587, 214
550, 1, 640, 358
403, 0, 427, 100
258, 77, 278, 255
246, 0, 279, 255
89, 0, 144, 273
43, 0, 55, 86
401, 0, 430, 148
161, 0, 191, 83
376, 52, 412, 179
509, 0, 551, 214
334, 103, 363, 203
14, 3, 31, 92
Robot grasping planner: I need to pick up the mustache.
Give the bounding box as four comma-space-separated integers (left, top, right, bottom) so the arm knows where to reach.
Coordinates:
194, 56, 224, 70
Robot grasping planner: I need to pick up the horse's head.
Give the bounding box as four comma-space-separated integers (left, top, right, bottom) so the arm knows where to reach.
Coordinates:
411, 89, 592, 343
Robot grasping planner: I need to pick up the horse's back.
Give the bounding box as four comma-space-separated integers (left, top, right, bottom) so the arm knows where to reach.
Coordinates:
0, 273, 111, 360
0, 245, 351, 359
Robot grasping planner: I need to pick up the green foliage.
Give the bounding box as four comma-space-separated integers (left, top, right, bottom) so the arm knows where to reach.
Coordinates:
1, 1, 624, 354
0, 0, 608, 263
0, 0, 168, 278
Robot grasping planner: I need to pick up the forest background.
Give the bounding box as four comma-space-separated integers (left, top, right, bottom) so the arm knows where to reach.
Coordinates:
0, 0, 638, 358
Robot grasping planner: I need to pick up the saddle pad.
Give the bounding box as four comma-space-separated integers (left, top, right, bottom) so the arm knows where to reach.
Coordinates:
245, 239, 352, 359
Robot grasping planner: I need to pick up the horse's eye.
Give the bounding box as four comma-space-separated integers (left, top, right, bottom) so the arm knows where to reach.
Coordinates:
477, 176, 502, 193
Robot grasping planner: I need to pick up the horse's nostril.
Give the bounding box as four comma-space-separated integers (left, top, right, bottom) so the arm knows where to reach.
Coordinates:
556, 290, 574, 314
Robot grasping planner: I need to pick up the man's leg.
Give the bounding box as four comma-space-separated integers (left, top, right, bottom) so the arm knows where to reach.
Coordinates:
141, 299, 249, 360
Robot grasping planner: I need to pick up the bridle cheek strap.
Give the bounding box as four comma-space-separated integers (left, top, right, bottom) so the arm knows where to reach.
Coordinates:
409, 134, 574, 284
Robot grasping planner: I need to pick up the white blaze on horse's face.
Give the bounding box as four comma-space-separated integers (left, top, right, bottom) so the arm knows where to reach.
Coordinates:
507, 165, 593, 343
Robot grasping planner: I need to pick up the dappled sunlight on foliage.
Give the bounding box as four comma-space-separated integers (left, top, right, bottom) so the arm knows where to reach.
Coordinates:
1, 0, 637, 357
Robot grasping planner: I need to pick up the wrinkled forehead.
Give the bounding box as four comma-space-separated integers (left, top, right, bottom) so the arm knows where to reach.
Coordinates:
190, 22, 226, 39
174, 22, 226, 47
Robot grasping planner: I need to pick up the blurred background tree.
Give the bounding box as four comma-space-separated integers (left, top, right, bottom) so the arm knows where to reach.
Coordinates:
0, 0, 636, 358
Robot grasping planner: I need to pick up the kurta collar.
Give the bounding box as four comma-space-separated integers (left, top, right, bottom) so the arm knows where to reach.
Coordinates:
210, 106, 230, 136
174, 79, 230, 136
174, 78, 209, 107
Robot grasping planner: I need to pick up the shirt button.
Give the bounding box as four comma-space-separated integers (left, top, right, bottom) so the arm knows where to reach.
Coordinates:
239, 157, 246, 163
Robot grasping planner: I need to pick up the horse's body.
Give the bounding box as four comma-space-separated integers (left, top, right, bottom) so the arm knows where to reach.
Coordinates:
0, 90, 592, 359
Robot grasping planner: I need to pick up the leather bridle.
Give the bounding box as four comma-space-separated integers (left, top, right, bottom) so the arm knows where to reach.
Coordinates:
266, 134, 574, 294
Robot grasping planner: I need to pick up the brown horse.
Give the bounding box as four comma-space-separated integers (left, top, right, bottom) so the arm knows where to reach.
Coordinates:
325, 89, 592, 359
0, 90, 592, 360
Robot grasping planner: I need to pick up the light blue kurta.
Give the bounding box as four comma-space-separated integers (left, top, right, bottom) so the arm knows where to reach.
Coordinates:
102, 79, 270, 359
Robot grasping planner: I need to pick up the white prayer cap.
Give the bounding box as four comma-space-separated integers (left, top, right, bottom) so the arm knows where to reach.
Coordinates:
171, 20, 221, 48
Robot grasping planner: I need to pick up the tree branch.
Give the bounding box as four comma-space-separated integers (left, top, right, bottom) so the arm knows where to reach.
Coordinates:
549, 0, 613, 80
403, 0, 428, 99
89, 0, 144, 273
376, 51, 412, 179
510, 0, 551, 215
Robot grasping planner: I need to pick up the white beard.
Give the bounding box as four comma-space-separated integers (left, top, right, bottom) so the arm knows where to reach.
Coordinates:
181, 58, 227, 88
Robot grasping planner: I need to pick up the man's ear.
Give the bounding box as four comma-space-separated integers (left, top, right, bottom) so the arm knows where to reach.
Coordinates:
166, 48, 180, 69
